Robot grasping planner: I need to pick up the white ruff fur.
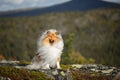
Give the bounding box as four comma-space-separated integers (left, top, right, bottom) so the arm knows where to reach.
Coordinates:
27, 29, 64, 69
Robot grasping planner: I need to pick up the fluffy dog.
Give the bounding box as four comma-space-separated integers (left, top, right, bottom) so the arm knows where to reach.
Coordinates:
27, 29, 64, 69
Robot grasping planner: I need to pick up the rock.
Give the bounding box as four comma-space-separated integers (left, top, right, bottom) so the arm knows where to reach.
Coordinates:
114, 72, 120, 80
52, 69, 59, 75
60, 71, 65, 76
0, 76, 11, 80
0, 62, 120, 80
0, 60, 19, 66
102, 69, 113, 74
40, 69, 73, 80
72, 64, 83, 69
71, 64, 120, 79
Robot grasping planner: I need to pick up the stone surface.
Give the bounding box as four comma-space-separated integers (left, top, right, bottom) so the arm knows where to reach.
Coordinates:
0, 60, 120, 80
39, 69, 73, 80
0, 76, 11, 80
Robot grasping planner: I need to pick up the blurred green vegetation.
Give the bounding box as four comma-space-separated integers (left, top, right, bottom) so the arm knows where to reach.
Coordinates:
0, 8, 120, 66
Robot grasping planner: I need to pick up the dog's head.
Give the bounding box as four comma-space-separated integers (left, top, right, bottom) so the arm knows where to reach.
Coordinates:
39, 29, 63, 46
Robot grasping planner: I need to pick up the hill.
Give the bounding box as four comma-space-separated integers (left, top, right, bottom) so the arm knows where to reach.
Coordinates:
0, 0, 120, 17
0, 7, 120, 66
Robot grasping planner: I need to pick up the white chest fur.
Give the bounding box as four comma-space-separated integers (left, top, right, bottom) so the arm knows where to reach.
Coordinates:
38, 45, 62, 67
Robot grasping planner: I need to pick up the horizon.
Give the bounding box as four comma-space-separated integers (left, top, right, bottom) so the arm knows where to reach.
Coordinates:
0, 0, 120, 12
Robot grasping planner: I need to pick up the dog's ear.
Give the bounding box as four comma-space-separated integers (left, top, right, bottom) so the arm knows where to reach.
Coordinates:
55, 31, 59, 35
46, 30, 50, 34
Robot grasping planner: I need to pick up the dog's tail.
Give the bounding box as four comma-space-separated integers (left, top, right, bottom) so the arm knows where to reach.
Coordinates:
26, 62, 41, 70
26, 54, 42, 70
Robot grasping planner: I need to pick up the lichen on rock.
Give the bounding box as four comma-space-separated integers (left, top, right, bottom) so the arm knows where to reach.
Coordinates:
0, 62, 120, 80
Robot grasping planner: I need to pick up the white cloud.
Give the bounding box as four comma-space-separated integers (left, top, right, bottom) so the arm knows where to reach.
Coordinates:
0, 0, 71, 11
102, 0, 120, 3
4, 0, 24, 4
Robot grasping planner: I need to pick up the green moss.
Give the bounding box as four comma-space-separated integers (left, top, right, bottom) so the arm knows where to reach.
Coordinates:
0, 66, 50, 80
18, 60, 31, 65
61, 64, 73, 70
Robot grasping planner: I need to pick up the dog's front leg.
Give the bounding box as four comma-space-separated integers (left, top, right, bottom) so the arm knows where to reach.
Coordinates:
43, 64, 50, 69
57, 57, 61, 69
57, 61, 61, 69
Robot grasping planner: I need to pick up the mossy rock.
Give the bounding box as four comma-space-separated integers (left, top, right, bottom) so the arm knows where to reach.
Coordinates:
0, 66, 50, 80
71, 70, 110, 80
0, 64, 119, 80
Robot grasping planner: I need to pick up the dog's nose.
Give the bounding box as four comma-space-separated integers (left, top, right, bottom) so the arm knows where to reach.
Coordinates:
49, 39, 54, 43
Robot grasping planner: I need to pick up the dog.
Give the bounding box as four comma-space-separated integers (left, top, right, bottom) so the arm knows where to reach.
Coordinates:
27, 29, 64, 69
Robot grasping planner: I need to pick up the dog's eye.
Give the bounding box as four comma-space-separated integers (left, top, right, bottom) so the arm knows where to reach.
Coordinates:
55, 32, 59, 35
47, 31, 50, 34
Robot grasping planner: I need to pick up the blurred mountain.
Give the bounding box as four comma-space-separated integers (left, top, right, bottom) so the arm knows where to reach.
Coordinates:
0, 0, 120, 17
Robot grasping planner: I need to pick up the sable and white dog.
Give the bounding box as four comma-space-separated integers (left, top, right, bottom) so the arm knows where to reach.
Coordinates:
27, 29, 64, 69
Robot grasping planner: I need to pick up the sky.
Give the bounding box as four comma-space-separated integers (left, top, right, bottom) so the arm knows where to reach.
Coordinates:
0, 0, 120, 11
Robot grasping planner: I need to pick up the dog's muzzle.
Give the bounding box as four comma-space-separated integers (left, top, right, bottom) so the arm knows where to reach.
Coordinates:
49, 39, 54, 44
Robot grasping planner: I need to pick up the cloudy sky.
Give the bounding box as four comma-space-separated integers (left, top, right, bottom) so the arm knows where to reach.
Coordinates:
0, 0, 120, 11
